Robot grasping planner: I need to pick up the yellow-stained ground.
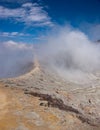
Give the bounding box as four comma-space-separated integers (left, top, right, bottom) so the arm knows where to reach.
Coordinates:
0, 83, 99, 130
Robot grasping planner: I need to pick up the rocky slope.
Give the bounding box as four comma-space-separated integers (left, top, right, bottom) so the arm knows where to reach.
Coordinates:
0, 59, 100, 130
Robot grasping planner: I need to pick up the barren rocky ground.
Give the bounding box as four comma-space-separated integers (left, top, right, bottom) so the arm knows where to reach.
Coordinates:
0, 61, 100, 130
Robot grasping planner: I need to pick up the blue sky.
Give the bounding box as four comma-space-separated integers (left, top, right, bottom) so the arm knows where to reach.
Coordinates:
0, 0, 100, 43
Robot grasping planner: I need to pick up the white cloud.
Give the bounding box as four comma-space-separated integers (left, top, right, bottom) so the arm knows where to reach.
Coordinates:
0, 2, 52, 26
0, 32, 9, 37
0, 31, 46, 42
10, 32, 18, 36
0, 32, 31, 37
4, 40, 33, 50
0, 0, 31, 4
22, 2, 33, 7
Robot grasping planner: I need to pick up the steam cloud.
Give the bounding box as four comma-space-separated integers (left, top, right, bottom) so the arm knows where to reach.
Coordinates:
38, 26, 100, 83
0, 40, 34, 78
0, 26, 100, 83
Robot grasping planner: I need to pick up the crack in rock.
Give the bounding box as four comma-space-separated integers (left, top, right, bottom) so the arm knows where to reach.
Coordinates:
24, 91, 99, 127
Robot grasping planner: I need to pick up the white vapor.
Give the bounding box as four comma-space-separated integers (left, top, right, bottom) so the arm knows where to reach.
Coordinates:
0, 41, 34, 78
0, 26, 100, 83
37, 26, 100, 83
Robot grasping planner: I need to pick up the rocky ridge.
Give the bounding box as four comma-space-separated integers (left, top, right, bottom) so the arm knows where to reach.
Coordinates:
0, 59, 100, 130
